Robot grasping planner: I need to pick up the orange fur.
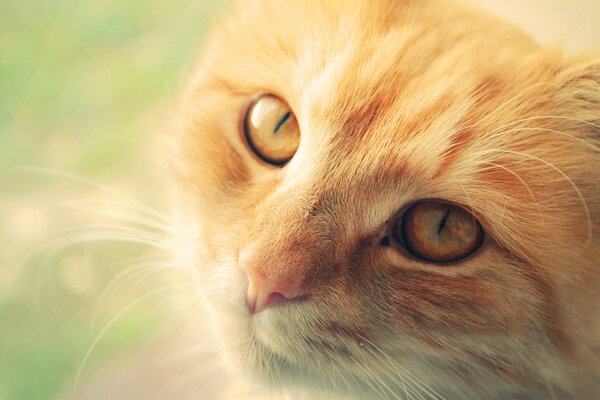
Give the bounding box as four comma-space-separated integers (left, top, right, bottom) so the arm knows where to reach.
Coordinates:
170, 0, 600, 398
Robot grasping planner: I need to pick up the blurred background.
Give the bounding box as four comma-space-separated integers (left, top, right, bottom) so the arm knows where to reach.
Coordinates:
0, 1, 598, 399
0, 1, 227, 399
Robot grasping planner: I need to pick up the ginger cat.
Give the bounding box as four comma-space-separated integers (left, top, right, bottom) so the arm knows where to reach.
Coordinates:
167, 0, 600, 398
73, 0, 600, 399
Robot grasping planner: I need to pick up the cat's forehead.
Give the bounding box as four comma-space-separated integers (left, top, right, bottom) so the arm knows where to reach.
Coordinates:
202, 0, 543, 175
194, 0, 567, 200
290, 29, 476, 177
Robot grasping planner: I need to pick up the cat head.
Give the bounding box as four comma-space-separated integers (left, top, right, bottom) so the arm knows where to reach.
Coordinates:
171, 0, 600, 398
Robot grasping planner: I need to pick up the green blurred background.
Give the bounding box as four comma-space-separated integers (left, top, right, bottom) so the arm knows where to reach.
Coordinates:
0, 1, 226, 399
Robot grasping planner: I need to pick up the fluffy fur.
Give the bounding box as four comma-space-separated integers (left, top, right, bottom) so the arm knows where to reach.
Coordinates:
169, 0, 600, 398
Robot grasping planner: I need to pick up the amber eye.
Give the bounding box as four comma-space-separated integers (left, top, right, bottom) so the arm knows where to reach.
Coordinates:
392, 200, 484, 263
244, 94, 300, 166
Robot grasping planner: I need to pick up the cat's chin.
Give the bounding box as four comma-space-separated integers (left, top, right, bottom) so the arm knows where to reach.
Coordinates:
212, 309, 377, 399
220, 324, 313, 390
227, 329, 431, 400
210, 308, 334, 393
228, 336, 363, 399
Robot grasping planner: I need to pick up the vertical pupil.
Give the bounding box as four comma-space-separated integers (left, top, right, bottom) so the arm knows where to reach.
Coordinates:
273, 111, 291, 133
437, 208, 451, 235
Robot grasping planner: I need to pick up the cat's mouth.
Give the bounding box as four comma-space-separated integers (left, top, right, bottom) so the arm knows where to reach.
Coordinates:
227, 260, 377, 384
245, 320, 347, 385
243, 313, 401, 398
249, 309, 304, 355
246, 292, 310, 314
248, 307, 365, 365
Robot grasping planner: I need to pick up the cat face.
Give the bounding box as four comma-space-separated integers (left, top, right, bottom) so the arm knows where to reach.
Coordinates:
172, 0, 600, 398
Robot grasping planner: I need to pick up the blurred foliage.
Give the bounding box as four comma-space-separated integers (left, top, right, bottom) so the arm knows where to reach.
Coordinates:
0, 1, 227, 399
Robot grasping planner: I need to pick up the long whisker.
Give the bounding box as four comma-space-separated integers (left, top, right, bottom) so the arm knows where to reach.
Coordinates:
3, 224, 170, 297
479, 161, 542, 220
90, 261, 192, 327
478, 149, 592, 246
473, 82, 556, 129
359, 346, 404, 400
44, 224, 171, 256
481, 127, 599, 153
351, 341, 411, 400
357, 335, 448, 400
72, 282, 197, 394
91, 254, 166, 314
350, 357, 394, 400
61, 198, 174, 233
482, 115, 600, 136
354, 339, 422, 399
13, 166, 171, 224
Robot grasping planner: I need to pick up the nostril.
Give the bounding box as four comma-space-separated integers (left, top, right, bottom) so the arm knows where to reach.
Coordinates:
264, 292, 287, 308
240, 246, 306, 313
247, 289, 305, 314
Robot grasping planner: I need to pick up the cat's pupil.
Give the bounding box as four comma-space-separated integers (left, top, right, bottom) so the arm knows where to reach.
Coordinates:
274, 111, 291, 133
392, 200, 484, 264
437, 209, 451, 235
243, 94, 300, 166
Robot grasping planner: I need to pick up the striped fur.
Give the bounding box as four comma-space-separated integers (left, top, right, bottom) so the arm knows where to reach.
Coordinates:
170, 0, 600, 398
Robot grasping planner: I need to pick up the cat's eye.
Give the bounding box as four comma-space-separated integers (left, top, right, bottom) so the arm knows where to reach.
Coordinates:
244, 94, 300, 166
392, 200, 484, 264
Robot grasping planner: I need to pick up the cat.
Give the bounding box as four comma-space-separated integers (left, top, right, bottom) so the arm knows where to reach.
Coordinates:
70, 0, 600, 399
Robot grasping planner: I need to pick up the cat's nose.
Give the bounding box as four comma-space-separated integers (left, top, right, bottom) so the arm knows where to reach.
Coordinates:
246, 272, 304, 314
239, 249, 304, 314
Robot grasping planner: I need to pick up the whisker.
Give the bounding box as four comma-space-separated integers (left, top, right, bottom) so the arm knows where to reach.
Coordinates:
357, 335, 448, 400
479, 149, 593, 246
479, 161, 542, 220
72, 282, 197, 394
350, 357, 394, 400
458, 182, 475, 216
43, 225, 171, 257
90, 261, 192, 327
481, 126, 599, 153
485, 115, 600, 135
91, 254, 167, 320
474, 82, 557, 129
358, 347, 403, 400
13, 166, 170, 224
61, 198, 174, 233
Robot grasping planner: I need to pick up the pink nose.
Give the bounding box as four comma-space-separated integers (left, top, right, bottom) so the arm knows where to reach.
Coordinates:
239, 250, 304, 313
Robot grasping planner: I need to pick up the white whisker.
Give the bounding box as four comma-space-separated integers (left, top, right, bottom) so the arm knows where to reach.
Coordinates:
479, 161, 542, 220
350, 357, 394, 400
61, 198, 174, 233
72, 282, 197, 394
13, 166, 170, 224
475, 82, 556, 129
481, 126, 599, 153
357, 335, 448, 400
479, 149, 593, 246
43, 225, 171, 257
90, 260, 193, 327
91, 254, 167, 322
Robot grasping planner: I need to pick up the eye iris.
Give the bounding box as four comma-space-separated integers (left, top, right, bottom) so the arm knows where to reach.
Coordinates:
244, 94, 300, 166
393, 201, 484, 263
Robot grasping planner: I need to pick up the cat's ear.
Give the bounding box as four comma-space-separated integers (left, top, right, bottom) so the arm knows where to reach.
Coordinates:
555, 57, 600, 129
